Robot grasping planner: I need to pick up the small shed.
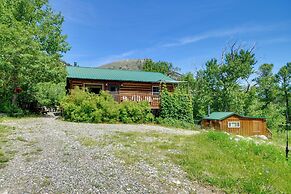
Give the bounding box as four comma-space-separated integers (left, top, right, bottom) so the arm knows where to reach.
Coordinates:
201, 112, 272, 137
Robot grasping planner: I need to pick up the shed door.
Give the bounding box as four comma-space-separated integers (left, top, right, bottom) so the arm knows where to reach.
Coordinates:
253, 121, 261, 133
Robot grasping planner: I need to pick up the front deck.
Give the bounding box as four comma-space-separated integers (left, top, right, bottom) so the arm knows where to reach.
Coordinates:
111, 92, 160, 109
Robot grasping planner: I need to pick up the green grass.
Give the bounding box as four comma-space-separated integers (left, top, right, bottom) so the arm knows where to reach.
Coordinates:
77, 136, 98, 147
16, 136, 28, 142
0, 114, 39, 122
108, 131, 291, 193
0, 125, 14, 168
155, 118, 199, 130
271, 132, 288, 148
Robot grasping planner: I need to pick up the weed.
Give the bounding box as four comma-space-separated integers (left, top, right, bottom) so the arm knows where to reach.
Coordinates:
77, 136, 98, 147
16, 136, 28, 142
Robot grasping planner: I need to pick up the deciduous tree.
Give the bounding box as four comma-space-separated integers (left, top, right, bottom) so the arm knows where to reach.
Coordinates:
0, 0, 69, 112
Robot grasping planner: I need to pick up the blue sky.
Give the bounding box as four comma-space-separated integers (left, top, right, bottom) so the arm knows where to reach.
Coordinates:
50, 0, 291, 73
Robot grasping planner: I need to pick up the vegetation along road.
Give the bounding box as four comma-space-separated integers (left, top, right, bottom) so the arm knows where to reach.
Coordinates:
1, 117, 290, 193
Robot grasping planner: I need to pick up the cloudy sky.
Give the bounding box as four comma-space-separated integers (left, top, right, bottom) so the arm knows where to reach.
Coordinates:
50, 0, 291, 73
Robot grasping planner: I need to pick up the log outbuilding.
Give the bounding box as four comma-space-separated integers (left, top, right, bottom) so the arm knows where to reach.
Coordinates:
201, 112, 272, 137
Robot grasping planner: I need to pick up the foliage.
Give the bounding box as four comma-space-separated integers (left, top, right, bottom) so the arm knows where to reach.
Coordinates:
156, 117, 198, 130
263, 103, 285, 131
0, 102, 24, 115
176, 45, 289, 131
60, 87, 99, 122
160, 87, 194, 123
0, 0, 69, 112
95, 91, 120, 123
276, 63, 291, 125
119, 101, 154, 123
202, 48, 256, 113
60, 88, 154, 124
255, 64, 279, 109
142, 59, 180, 79
34, 82, 66, 108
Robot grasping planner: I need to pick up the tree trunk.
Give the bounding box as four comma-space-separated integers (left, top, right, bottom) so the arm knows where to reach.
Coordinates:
12, 93, 17, 107
284, 77, 290, 125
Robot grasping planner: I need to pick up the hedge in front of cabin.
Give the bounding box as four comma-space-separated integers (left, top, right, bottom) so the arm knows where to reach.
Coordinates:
60, 88, 154, 123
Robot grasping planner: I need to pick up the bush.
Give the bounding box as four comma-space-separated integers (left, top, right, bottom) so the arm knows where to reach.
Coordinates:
61, 87, 98, 122
0, 101, 24, 116
160, 87, 194, 123
119, 101, 154, 123
156, 117, 197, 130
96, 91, 120, 123
60, 88, 154, 124
34, 82, 66, 108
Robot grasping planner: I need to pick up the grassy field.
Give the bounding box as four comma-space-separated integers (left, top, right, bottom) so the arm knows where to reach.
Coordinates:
107, 130, 291, 193
0, 125, 15, 168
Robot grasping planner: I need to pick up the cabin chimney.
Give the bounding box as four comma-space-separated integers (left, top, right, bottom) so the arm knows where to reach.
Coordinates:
74, 62, 77, 67
208, 105, 211, 116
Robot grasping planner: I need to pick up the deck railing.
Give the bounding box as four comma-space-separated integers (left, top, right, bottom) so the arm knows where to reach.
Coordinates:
110, 92, 160, 109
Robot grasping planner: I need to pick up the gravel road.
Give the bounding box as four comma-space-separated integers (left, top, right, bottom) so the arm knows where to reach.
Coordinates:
0, 117, 220, 194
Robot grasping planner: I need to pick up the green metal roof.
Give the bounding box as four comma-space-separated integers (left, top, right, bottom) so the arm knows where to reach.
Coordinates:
66, 66, 178, 83
203, 112, 235, 120
203, 112, 266, 120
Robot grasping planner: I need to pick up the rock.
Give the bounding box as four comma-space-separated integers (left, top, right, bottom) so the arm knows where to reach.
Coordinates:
234, 137, 240, 142
254, 135, 268, 140
172, 179, 181, 185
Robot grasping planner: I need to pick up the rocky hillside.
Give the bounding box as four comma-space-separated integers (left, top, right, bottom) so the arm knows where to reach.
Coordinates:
98, 59, 146, 70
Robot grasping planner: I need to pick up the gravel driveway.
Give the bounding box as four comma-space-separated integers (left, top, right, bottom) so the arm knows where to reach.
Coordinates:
0, 117, 219, 194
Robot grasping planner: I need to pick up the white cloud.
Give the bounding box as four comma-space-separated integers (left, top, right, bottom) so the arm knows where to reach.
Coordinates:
161, 24, 282, 47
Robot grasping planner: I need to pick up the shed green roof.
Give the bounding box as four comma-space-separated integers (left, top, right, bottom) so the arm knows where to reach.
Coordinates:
203, 112, 235, 120
66, 66, 178, 83
203, 112, 266, 120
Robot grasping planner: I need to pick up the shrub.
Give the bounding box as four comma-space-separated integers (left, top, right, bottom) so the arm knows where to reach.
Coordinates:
160, 87, 194, 123
60, 88, 154, 124
34, 82, 66, 108
61, 87, 98, 122
95, 91, 120, 123
0, 101, 24, 116
156, 117, 197, 130
119, 101, 154, 123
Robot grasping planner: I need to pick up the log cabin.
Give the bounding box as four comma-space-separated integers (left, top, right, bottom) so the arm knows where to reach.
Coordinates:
201, 112, 272, 137
66, 66, 179, 109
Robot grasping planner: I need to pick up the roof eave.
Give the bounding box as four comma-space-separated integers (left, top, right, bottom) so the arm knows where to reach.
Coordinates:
67, 77, 176, 83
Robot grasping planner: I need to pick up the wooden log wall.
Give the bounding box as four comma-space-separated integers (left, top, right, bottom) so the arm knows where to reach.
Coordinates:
67, 78, 174, 93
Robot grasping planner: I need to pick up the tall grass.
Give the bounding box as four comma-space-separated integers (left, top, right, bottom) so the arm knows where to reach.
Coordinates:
0, 125, 13, 168
110, 131, 291, 193
170, 132, 291, 193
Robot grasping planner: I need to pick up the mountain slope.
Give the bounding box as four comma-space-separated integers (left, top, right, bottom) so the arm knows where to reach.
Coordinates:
98, 59, 146, 70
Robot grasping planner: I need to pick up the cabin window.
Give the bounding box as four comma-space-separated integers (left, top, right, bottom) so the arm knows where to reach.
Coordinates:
109, 85, 119, 94
228, 121, 240, 128
152, 86, 160, 95
85, 84, 103, 94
